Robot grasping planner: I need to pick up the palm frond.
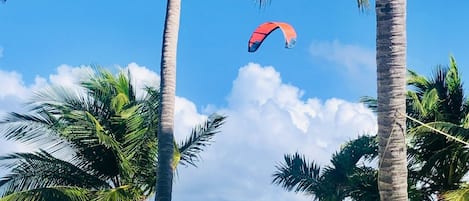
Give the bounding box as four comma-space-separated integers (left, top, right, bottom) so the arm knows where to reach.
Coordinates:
444, 184, 469, 201
177, 114, 226, 167
408, 69, 431, 94
0, 111, 63, 148
356, 0, 370, 11
0, 150, 110, 195
121, 87, 159, 193
272, 153, 321, 194
347, 166, 379, 201
123, 88, 158, 159
84, 111, 119, 150
447, 56, 462, 94
254, 0, 270, 8
407, 88, 439, 118
0, 186, 92, 201
359, 96, 377, 113
93, 185, 144, 201
408, 121, 469, 143
330, 135, 378, 175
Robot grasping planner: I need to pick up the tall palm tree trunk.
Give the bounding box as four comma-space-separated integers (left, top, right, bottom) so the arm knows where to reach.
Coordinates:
156, 0, 181, 200
376, 0, 408, 200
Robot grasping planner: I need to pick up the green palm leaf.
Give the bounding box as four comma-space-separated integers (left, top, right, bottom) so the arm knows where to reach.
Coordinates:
0, 186, 92, 201
272, 153, 321, 195
93, 185, 144, 201
444, 184, 469, 201
359, 96, 377, 113
177, 114, 226, 167
0, 150, 110, 195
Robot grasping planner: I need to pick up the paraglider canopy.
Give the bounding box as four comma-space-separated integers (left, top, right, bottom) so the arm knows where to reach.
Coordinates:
248, 21, 297, 53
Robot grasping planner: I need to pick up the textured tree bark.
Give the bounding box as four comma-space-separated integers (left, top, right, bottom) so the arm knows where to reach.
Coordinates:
376, 0, 408, 200
156, 0, 181, 200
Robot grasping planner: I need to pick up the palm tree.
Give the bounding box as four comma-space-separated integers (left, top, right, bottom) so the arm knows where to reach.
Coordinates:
406, 57, 469, 199
363, 57, 469, 199
373, 0, 408, 199
272, 135, 380, 201
0, 69, 226, 201
157, 0, 181, 200
272, 134, 437, 200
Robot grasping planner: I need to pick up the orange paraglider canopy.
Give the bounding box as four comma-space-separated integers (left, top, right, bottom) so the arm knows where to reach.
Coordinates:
248, 21, 297, 52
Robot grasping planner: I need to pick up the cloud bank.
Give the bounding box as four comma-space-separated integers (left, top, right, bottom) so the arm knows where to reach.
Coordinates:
0, 62, 377, 201
172, 63, 377, 201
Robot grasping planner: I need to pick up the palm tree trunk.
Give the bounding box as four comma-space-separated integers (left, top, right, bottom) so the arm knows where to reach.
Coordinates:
376, 0, 408, 200
156, 0, 181, 200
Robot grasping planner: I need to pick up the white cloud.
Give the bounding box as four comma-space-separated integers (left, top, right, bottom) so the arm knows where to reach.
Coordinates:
0, 70, 29, 99
49, 64, 94, 89
310, 40, 375, 73
0, 71, 40, 156
0, 62, 377, 201
174, 96, 207, 140
121, 62, 160, 98
0, 70, 47, 114
172, 63, 377, 201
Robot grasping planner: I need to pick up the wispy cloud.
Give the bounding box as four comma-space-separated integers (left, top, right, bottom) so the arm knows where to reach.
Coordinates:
310, 40, 375, 73
0, 47, 3, 58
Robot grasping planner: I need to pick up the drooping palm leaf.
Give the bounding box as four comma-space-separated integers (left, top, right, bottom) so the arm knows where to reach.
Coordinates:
359, 96, 377, 113
347, 166, 379, 201
93, 185, 144, 201
0, 186, 92, 201
272, 135, 380, 200
444, 184, 469, 201
272, 153, 321, 195
0, 150, 110, 195
177, 114, 226, 167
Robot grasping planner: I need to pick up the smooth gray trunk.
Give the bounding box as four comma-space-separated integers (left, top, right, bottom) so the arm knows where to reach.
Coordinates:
376, 0, 408, 200
156, 0, 181, 200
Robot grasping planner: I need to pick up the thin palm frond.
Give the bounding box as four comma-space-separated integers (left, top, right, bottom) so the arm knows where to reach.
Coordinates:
347, 166, 379, 201
408, 121, 469, 144
360, 96, 377, 113
177, 114, 226, 167
0, 150, 110, 195
357, 0, 370, 11
0, 186, 92, 201
0, 110, 63, 148
93, 185, 144, 201
408, 69, 431, 94
444, 184, 469, 201
272, 153, 321, 195
331, 135, 378, 168
254, 0, 270, 8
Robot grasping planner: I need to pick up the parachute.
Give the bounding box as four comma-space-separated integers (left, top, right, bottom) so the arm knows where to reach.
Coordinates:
248, 22, 297, 52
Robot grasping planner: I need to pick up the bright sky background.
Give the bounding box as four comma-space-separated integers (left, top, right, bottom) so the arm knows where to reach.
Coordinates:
1, 1, 469, 200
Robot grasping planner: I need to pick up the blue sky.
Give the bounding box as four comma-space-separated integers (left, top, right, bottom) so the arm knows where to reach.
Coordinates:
1, 0, 469, 200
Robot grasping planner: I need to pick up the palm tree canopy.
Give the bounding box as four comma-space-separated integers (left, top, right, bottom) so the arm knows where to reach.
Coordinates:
362, 57, 469, 197
272, 135, 379, 201
0, 68, 226, 200
406, 57, 469, 194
